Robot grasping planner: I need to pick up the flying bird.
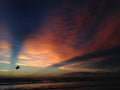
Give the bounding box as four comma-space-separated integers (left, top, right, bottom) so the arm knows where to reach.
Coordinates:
15, 66, 20, 70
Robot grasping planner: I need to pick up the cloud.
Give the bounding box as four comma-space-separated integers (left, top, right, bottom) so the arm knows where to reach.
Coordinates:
0, 0, 50, 65
0, 70, 11, 72
0, 0, 120, 75
50, 46, 120, 68
90, 55, 120, 69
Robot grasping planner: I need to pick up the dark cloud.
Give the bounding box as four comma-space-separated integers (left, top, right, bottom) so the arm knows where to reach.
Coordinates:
50, 46, 120, 67
0, 0, 64, 64
91, 55, 120, 69
0, 0, 120, 69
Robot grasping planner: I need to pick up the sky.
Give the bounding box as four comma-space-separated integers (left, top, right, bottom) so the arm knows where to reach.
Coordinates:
0, 0, 120, 77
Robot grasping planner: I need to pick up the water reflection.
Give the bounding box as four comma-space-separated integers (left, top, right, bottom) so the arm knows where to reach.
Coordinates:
0, 82, 84, 89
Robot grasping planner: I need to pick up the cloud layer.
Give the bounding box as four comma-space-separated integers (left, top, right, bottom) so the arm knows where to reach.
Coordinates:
0, 0, 120, 76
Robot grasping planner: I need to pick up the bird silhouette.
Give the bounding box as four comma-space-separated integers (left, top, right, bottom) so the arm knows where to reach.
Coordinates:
15, 66, 20, 70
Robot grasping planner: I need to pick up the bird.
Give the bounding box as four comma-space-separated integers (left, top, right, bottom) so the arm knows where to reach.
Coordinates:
15, 66, 20, 70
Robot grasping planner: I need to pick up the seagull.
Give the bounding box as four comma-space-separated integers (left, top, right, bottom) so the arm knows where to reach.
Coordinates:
15, 66, 20, 70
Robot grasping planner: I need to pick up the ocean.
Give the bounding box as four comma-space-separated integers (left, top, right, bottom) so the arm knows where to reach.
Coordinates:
0, 76, 120, 90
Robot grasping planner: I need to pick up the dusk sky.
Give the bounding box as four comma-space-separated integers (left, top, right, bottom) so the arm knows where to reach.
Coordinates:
0, 0, 120, 77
